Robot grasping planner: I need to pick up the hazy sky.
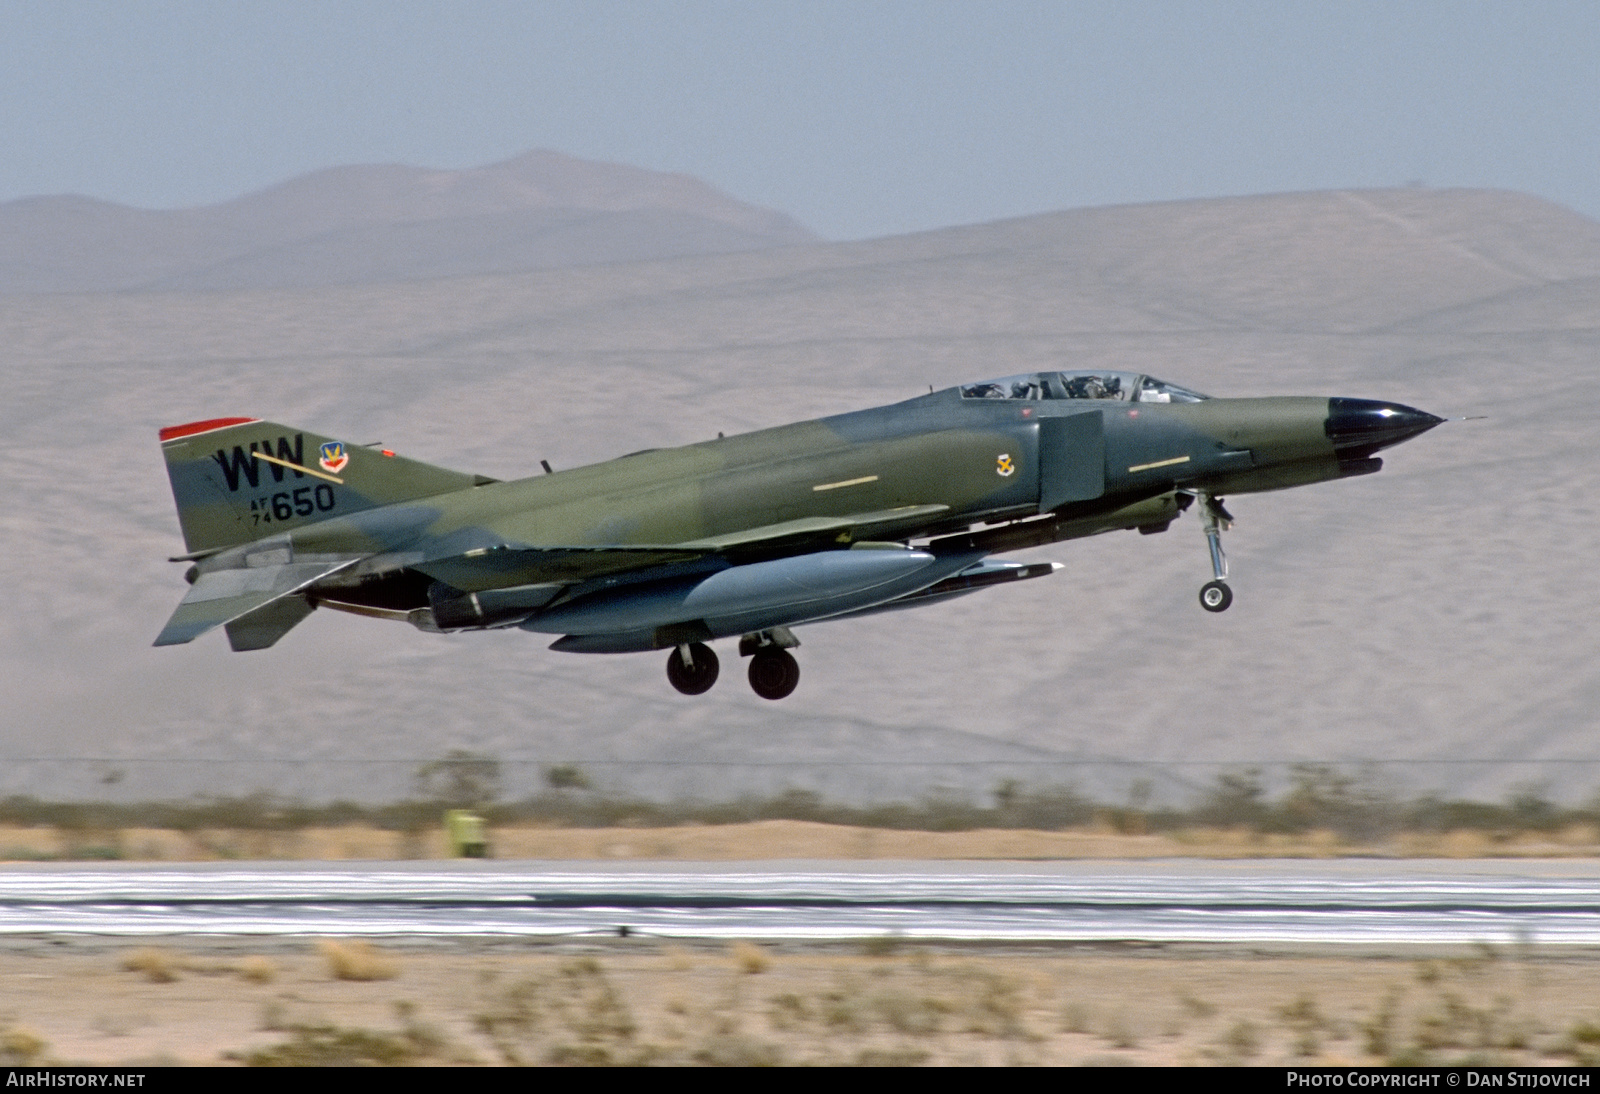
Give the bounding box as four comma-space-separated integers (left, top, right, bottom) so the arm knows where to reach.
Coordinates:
1, 1, 1596, 239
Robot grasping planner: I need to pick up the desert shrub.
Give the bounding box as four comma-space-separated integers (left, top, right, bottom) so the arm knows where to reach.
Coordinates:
475, 957, 637, 1066
544, 765, 592, 791
731, 941, 770, 974
237, 955, 276, 983
1192, 769, 1270, 828
239, 1025, 414, 1066
318, 939, 399, 981
0, 1027, 48, 1065
122, 947, 179, 983
413, 751, 502, 808
692, 1033, 784, 1066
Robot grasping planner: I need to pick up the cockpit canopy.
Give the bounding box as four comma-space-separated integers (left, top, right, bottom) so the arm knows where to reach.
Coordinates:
959, 370, 1209, 404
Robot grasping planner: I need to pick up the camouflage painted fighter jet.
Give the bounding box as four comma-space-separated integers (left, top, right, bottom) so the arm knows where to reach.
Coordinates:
155, 371, 1441, 699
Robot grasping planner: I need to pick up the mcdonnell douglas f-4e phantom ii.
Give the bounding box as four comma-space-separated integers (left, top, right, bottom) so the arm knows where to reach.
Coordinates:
156, 370, 1442, 699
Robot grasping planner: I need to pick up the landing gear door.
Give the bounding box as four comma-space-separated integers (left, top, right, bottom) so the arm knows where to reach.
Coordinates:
1038, 412, 1106, 510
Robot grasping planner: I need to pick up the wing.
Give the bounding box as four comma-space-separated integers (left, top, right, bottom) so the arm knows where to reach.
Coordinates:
160, 504, 954, 648
410, 504, 951, 592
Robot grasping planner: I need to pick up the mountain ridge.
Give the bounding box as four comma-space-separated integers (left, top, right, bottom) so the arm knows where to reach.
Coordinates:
0, 149, 817, 293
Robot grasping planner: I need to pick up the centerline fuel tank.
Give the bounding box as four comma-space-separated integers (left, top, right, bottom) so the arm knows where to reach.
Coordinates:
530, 545, 982, 653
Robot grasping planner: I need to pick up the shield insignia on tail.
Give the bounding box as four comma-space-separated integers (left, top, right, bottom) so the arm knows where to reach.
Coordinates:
319, 441, 349, 474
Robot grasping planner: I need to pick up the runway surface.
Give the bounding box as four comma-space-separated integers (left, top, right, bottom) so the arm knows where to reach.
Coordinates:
3, 859, 1599, 944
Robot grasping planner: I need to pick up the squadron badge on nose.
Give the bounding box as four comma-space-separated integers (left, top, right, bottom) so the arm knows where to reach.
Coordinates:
996, 453, 1015, 477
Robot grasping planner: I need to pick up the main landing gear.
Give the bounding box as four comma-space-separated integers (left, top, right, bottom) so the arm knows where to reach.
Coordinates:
664, 628, 803, 699
1195, 493, 1235, 613
666, 642, 719, 694
740, 627, 801, 700
748, 648, 800, 701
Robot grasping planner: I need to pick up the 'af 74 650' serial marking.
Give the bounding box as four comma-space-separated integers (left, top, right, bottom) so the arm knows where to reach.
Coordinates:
250, 485, 337, 526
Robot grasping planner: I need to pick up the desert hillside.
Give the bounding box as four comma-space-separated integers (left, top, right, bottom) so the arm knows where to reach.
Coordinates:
1, 172, 1595, 805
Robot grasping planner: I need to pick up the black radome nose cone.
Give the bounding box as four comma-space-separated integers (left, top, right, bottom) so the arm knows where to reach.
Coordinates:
1325, 398, 1444, 455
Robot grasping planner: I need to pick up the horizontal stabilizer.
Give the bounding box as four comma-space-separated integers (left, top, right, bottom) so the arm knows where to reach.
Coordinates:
153, 558, 356, 647
225, 595, 316, 652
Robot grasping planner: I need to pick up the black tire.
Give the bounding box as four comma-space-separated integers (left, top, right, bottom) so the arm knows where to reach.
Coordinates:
666, 643, 719, 695
748, 648, 800, 700
1199, 579, 1233, 613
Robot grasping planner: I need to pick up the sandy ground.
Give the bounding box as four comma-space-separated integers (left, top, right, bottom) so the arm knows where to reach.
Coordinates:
7, 824, 1599, 1066
6, 820, 1600, 862
3, 935, 1599, 1067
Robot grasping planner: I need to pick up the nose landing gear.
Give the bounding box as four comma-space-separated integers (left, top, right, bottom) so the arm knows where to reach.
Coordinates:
1196, 493, 1235, 613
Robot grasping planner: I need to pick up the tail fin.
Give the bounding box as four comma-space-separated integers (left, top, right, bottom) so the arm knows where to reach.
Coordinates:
158, 417, 492, 555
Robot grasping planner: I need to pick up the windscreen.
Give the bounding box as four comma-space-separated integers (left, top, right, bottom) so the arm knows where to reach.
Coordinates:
959, 371, 1208, 402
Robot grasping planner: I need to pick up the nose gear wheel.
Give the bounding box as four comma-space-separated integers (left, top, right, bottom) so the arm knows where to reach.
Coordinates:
1199, 579, 1233, 613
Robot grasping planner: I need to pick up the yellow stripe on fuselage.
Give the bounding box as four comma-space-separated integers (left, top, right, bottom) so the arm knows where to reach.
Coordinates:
812, 475, 879, 492
1127, 455, 1190, 474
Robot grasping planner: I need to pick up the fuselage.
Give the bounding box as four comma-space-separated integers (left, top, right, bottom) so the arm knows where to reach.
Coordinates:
333, 381, 1432, 558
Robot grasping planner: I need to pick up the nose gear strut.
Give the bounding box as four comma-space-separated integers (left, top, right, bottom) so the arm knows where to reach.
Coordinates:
1196, 493, 1234, 613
